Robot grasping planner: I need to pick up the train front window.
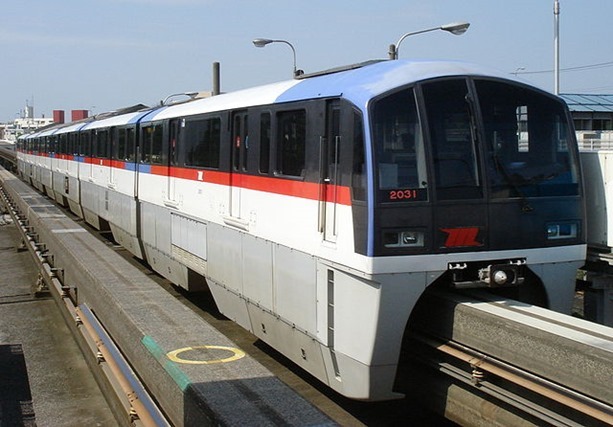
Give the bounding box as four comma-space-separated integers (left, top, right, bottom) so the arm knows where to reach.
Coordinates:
422, 79, 481, 200
372, 88, 427, 202
476, 80, 579, 197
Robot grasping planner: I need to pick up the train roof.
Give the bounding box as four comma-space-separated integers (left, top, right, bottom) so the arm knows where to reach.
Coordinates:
141, 79, 300, 123
80, 109, 153, 130
20, 59, 521, 137
142, 59, 513, 123
54, 121, 91, 134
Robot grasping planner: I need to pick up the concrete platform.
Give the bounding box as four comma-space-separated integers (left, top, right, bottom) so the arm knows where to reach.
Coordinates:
0, 168, 335, 425
0, 212, 116, 426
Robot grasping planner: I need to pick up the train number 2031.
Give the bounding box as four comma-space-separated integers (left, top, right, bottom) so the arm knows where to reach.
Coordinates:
389, 189, 418, 200
383, 188, 427, 202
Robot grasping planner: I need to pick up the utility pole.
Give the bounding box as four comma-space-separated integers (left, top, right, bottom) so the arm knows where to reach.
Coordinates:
554, 0, 560, 95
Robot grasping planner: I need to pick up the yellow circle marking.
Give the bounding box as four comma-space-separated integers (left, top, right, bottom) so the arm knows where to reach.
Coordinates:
167, 345, 246, 365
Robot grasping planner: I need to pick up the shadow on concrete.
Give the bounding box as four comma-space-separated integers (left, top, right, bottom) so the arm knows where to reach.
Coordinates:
0, 344, 35, 426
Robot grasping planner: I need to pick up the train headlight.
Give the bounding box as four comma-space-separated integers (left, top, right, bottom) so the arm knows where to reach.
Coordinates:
383, 230, 425, 248
546, 222, 578, 240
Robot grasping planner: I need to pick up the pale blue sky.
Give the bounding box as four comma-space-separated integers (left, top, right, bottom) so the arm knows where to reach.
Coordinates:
2, 0, 612, 121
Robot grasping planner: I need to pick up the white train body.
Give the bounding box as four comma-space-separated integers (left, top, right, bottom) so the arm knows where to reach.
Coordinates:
17, 60, 586, 400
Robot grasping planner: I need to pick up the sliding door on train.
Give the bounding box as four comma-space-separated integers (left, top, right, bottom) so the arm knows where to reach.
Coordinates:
167, 119, 180, 205
230, 111, 248, 220
320, 100, 341, 242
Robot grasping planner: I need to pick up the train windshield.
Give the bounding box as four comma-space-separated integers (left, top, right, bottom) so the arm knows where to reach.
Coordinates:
372, 88, 428, 201
371, 78, 579, 202
422, 79, 481, 200
476, 79, 579, 198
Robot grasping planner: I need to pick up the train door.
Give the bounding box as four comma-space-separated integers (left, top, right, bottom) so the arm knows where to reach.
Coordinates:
230, 111, 248, 219
109, 127, 118, 188
80, 131, 93, 181
96, 129, 110, 186
68, 132, 79, 186
58, 133, 68, 174
167, 119, 181, 204
320, 100, 341, 242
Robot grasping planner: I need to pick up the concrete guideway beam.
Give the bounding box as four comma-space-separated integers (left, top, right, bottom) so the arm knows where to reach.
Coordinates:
411, 289, 613, 408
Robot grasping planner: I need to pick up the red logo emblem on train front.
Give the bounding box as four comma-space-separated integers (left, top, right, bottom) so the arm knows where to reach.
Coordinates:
440, 227, 482, 248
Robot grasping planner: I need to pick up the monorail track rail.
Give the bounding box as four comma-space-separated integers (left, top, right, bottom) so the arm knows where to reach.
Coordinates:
406, 289, 613, 426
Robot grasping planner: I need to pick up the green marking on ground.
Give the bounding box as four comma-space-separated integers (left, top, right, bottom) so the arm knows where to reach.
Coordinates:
141, 335, 191, 391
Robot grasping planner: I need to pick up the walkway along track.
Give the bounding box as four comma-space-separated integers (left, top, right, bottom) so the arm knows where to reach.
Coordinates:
0, 168, 170, 427
406, 289, 613, 426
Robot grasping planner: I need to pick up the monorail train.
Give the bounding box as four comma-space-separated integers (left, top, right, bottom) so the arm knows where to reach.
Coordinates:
16, 59, 586, 400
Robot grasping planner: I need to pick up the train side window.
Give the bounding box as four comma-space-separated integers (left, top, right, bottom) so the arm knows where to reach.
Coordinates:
351, 110, 366, 201
259, 112, 271, 174
117, 128, 127, 161
183, 117, 221, 169
169, 120, 180, 167
80, 132, 90, 157
126, 128, 136, 162
276, 110, 306, 177
151, 124, 163, 165
59, 134, 67, 156
70, 133, 79, 156
91, 132, 98, 158
141, 126, 153, 163
96, 130, 110, 159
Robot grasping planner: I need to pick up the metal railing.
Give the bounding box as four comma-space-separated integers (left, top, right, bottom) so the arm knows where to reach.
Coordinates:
576, 130, 613, 151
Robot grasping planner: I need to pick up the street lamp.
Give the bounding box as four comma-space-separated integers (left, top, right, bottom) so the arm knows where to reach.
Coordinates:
253, 38, 299, 78
389, 22, 470, 60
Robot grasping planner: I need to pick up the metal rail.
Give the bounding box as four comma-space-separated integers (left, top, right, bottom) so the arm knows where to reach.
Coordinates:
412, 333, 613, 426
408, 289, 613, 426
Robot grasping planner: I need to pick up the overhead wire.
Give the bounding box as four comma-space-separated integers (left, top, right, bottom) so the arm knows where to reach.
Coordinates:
513, 61, 613, 75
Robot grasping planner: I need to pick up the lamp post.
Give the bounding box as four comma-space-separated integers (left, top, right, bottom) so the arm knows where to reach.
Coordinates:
554, 0, 560, 95
389, 22, 470, 60
253, 38, 299, 78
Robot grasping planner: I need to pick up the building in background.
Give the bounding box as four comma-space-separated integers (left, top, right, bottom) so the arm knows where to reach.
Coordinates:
0, 104, 89, 142
560, 93, 613, 149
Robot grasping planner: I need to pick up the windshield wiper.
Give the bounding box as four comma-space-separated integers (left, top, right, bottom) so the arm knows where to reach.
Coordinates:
492, 154, 534, 212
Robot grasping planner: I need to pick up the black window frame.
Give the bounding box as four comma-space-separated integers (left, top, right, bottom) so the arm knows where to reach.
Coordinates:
274, 109, 307, 178
181, 115, 222, 169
